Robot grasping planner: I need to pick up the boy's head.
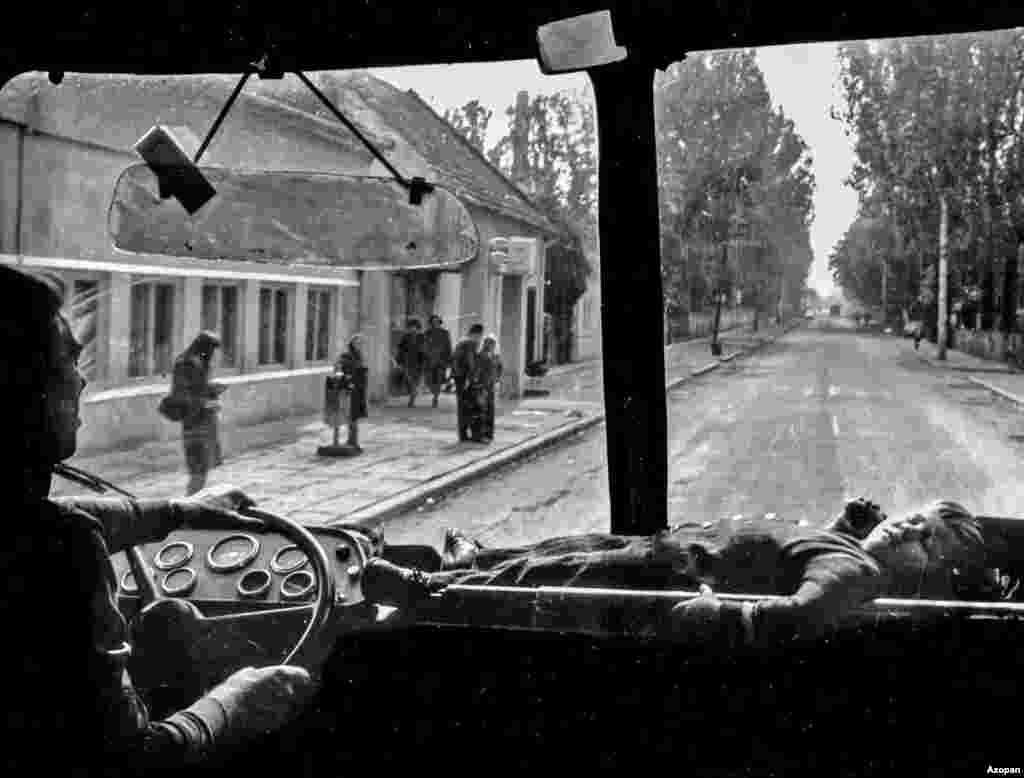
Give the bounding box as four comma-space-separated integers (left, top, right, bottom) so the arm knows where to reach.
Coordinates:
861, 500, 985, 596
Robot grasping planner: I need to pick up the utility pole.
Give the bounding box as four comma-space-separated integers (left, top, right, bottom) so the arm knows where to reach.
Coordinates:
938, 191, 949, 361
710, 241, 726, 357
881, 257, 888, 328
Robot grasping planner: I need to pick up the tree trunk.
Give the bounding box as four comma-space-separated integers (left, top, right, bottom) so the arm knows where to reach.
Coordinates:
938, 193, 949, 360
1003, 247, 1018, 337
881, 255, 888, 327
983, 130, 999, 331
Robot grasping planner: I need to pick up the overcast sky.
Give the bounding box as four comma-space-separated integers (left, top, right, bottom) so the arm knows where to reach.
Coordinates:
370, 44, 856, 296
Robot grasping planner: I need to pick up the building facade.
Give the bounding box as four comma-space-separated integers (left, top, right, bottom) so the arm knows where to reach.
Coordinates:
573, 247, 602, 362
0, 71, 557, 453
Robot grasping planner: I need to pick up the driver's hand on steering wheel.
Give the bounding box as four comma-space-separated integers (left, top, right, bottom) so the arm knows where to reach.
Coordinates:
173, 484, 264, 532
207, 665, 317, 741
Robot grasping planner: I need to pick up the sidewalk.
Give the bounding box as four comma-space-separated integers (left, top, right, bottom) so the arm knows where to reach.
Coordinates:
913, 340, 1014, 373
53, 321, 796, 526
912, 338, 1024, 407
966, 373, 1024, 408
541, 321, 759, 382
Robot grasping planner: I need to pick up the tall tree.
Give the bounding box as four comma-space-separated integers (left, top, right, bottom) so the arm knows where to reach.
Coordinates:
442, 99, 493, 154
834, 30, 1024, 337
445, 87, 599, 362
655, 50, 817, 333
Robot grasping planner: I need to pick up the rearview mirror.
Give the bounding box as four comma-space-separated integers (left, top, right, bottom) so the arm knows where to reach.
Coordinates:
109, 166, 480, 270
536, 10, 627, 75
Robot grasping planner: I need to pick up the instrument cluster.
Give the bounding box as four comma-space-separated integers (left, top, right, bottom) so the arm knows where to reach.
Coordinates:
115, 528, 363, 605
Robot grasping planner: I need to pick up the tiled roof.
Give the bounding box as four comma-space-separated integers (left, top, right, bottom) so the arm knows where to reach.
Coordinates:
321, 72, 560, 235
0, 72, 384, 157
0, 70, 558, 234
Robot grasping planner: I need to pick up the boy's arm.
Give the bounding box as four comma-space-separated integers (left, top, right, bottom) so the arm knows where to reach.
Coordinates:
670, 554, 881, 647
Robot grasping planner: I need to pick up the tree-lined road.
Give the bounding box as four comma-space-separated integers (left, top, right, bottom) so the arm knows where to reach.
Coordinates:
379, 321, 1024, 548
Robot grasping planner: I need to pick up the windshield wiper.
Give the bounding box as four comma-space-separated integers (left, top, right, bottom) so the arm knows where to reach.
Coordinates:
186, 52, 433, 205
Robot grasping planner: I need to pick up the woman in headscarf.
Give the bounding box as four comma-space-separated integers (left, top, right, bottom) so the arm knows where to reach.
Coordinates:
471, 333, 502, 443
335, 333, 369, 452
170, 331, 225, 495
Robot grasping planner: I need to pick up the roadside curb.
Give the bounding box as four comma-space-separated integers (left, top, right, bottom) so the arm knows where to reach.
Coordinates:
543, 325, 755, 382
916, 353, 1012, 374
342, 325, 794, 526
339, 413, 604, 526
968, 376, 1024, 407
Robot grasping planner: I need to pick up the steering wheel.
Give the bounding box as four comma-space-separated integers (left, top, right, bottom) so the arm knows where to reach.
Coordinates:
130, 506, 346, 687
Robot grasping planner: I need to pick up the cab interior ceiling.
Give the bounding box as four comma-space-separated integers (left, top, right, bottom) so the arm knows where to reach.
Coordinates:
0, 1, 1017, 75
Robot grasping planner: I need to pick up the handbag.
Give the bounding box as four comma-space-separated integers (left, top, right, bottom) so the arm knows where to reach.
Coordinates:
158, 394, 187, 422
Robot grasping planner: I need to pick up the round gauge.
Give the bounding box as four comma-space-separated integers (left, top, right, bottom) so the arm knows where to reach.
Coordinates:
207, 534, 261, 573
280, 570, 317, 600
120, 571, 138, 594
270, 545, 308, 575
237, 569, 272, 599
154, 541, 194, 571
161, 567, 197, 597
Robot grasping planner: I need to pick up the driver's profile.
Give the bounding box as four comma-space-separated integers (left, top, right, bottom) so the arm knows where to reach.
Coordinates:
0, 264, 314, 771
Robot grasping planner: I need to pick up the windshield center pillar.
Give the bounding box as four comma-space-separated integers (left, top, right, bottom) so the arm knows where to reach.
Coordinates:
589, 59, 668, 536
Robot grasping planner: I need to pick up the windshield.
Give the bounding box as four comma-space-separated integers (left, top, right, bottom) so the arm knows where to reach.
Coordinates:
658, 30, 1024, 535
5, 33, 1022, 569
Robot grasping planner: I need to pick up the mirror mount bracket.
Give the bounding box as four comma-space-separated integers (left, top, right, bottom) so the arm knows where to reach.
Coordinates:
408, 177, 434, 206
251, 48, 285, 80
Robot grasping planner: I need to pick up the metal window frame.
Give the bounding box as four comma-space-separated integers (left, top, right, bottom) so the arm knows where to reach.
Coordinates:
201, 281, 242, 368
258, 283, 293, 367
305, 286, 334, 364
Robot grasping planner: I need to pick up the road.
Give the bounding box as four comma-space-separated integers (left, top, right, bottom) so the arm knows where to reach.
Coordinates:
377, 320, 1024, 548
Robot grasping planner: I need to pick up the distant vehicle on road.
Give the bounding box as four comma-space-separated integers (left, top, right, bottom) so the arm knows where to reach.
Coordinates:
829, 304, 841, 317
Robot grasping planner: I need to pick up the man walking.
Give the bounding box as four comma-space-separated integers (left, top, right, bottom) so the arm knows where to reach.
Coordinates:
396, 318, 425, 408
451, 324, 484, 442
169, 331, 227, 496
423, 315, 453, 408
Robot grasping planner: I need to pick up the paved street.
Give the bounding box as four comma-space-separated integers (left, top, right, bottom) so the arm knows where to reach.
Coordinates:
378, 320, 1024, 549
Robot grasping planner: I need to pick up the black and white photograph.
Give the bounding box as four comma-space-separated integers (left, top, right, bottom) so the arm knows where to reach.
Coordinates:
2, 4, 1024, 775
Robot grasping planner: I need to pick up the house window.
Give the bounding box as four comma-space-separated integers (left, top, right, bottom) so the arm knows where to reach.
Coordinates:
259, 286, 290, 365
201, 283, 240, 367
129, 282, 176, 377
306, 288, 333, 362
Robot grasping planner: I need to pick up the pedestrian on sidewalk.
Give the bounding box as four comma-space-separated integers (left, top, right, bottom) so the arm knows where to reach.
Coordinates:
169, 331, 226, 496
335, 333, 369, 452
396, 319, 425, 408
423, 314, 453, 408
452, 323, 484, 442
471, 333, 503, 443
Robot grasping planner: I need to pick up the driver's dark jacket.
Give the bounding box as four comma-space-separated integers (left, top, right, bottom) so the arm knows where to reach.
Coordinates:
3, 494, 228, 771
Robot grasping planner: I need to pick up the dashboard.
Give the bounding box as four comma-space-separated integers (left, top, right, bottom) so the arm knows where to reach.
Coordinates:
111, 525, 368, 611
